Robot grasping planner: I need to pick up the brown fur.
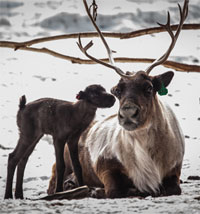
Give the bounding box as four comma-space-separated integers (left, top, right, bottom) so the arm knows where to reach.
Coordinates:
47, 163, 57, 195
4, 84, 115, 199
48, 71, 184, 198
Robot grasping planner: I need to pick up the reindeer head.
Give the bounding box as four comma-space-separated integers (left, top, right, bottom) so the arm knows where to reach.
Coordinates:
76, 84, 116, 108
78, 0, 188, 130
111, 71, 174, 130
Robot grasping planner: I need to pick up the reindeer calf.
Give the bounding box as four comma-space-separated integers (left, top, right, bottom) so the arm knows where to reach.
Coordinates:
4, 84, 115, 199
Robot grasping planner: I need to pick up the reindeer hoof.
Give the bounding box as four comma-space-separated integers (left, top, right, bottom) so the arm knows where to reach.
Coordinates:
63, 179, 77, 191
89, 187, 106, 199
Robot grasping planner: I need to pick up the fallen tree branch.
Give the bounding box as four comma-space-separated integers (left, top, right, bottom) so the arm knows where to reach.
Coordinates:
37, 186, 90, 201
36, 186, 106, 200
0, 42, 199, 72
0, 24, 199, 48
35, 185, 154, 200
35, 185, 147, 200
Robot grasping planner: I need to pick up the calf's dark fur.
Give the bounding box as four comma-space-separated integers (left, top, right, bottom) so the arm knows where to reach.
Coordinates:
4, 84, 115, 199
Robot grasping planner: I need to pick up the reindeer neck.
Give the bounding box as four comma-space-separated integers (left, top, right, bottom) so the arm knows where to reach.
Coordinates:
74, 100, 97, 118
152, 96, 168, 125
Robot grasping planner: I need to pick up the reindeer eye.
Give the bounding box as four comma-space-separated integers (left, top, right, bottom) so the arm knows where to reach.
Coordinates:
147, 86, 153, 93
91, 93, 99, 98
115, 88, 121, 98
144, 84, 153, 95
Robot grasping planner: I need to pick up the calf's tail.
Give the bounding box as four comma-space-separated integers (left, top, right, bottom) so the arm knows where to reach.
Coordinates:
19, 95, 26, 110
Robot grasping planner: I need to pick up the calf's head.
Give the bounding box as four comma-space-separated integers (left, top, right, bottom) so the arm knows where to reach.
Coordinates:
77, 84, 116, 108
111, 71, 174, 131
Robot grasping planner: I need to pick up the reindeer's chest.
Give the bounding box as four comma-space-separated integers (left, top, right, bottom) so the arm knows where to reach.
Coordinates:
87, 118, 163, 194
115, 135, 162, 193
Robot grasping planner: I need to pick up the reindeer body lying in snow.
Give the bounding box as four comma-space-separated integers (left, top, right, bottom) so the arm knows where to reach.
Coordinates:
4, 84, 115, 199
48, 71, 185, 198
80, 72, 185, 197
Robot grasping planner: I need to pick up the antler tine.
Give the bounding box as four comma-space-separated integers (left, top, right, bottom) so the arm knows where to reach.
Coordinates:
80, 0, 131, 78
145, 0, 189, 75
77, 34, 122, 72
77, 34, 129, 77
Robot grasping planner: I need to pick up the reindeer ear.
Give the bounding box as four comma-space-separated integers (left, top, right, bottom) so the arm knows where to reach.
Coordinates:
76, 91, 85, 100
152, 71, 174, 92
110, 86, 117, 95
111, 85, 122, 99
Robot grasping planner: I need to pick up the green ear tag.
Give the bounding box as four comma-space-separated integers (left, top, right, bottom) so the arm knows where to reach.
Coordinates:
158, 83, 168, 96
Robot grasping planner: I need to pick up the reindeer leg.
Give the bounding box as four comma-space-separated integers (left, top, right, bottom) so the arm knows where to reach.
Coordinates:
53, 138, 65, 193
63, 173, 78, 191
4, 143, 21, 199
161, 175, 181, 196
96, 158, 133, 198
4, 135, 34, 199
47, 163, 57, 195
47, 142, 77, 195
67, 136, 83, 187
15, 134, 43, 199
100, 169, 133, 198
161, 166, 182, 196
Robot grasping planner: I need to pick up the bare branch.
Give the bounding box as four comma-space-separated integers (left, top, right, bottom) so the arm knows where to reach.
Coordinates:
0, 24, 198, 49
0, 41, 199, 72
0, 41, 82, 61
120, 24, 200, 39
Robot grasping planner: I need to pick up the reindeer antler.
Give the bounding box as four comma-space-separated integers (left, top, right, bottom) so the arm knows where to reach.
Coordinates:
145, 0, 189, 74
78, 0, 189, 77
77, 0, 131, 78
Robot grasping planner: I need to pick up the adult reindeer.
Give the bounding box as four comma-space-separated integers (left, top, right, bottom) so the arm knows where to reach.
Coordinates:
48, 0, 188, 198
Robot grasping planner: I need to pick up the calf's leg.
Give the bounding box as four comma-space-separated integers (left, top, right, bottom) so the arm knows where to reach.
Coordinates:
53, 138, 66, 193
4, 135, 38, 199
4, 144, 21, 199
15, 134, 43, 199
67, 136, 83, 187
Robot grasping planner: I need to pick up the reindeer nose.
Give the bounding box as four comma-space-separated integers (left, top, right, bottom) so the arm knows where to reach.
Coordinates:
120, 103, 140, 119
131, 107, 139, 118
122, 104, 131, 111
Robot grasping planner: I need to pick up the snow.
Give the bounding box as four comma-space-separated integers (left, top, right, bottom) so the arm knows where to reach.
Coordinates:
0, 0, 200, 213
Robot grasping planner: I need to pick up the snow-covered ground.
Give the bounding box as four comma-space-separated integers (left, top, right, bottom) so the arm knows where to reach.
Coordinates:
0, 0, 200, 213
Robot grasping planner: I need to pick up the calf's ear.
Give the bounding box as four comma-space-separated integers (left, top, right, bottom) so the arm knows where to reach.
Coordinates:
152, 71, 174, 92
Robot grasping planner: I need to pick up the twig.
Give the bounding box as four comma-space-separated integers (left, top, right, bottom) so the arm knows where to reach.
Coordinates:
0, 42, 199, 72
0, 24, 199, 48
121, 23, 200, 39
0, 23, 199, 73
